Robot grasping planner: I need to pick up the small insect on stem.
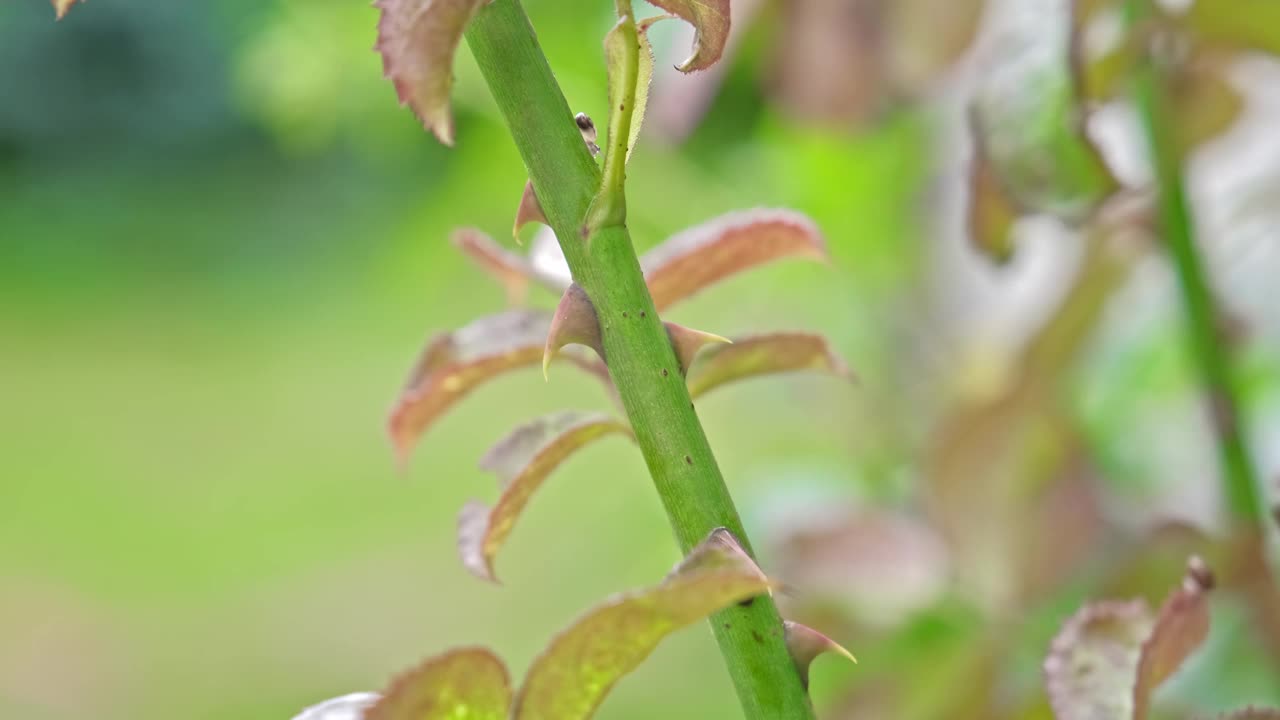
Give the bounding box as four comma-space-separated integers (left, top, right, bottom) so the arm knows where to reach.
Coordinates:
575, 112, 600, 156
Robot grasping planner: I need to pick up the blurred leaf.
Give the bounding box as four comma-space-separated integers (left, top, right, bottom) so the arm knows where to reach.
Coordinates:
972, 0, 1118, 223
51, 0, 80, 20
665, 322, 731, 376
1183, 0, 1280, 56
388, 311, 606, 466
291, 692, 381, 720
453, 228, 541, 305
457, 411, 633, 582
373, 0, 488, 145
644, 0, 731, 72
1045, 599, 1154, 720
512, 528, 771, 719
1170, 54, 1245, 153
886, 0, 987, 93
967, 111, 1022, 263
367, 647, 510, 720
768, 0, 885, 124
544, 284, 605, 380
1131, 558, 1214, 718
641, 209, 827, 312
1044, 558, 1214, 720
686, 332, 852, 399
783, 620, 857, 689
771, 509, 948, 626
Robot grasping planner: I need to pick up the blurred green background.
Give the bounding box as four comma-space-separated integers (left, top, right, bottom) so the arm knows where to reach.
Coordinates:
2, 1, 1278, 719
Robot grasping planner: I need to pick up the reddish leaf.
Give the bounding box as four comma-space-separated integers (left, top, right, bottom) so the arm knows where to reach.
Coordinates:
685, 332, 852, 399
51, 0, 81, 19
366, 647, 510, 720
783, 620, 857, 689
1170, 55, 1245, 154
452, 228, 536, 305
388, 311, 604, 467
512, 528, 771, 719
1044, 557, 1216, 720
374, 0, 489, 145
640, 209, 827, 311
543, 284, 604, 380
644, 0, 731, 72
771, 509, 949, 626
664, 322, 730, 376
457, 412, 633, 582
1045, 599, 1153, 720
1132, 557, 1214, 719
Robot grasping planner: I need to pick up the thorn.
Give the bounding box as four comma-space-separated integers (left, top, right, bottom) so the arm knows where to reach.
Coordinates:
513, 181, 548, 243
784, 620, 857, 689
665, 322, 732, 376
543, 284, 604, 379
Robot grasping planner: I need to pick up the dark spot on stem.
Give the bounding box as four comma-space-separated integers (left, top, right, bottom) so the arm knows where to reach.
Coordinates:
751, 630, 764, 644
619, 103, 626, 111
723, 622, 731, 630
640, 311, 646, 318
662, 368, 669, 377
684, 455, 692, 465
738, 597, 755, 608
622, 311, 629, 318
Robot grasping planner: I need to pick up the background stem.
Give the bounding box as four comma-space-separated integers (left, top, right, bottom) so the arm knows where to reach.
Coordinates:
1125, 0, 1264, 527
465, 1, 817, 717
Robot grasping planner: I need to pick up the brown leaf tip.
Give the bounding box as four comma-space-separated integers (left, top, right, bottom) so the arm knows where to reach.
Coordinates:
1184, 555, 1215, 593
544, 284, 604, 379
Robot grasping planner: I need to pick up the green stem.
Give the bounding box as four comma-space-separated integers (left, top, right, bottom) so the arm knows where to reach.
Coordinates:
1125, 0, 1264, 526
465, 2, 817, 718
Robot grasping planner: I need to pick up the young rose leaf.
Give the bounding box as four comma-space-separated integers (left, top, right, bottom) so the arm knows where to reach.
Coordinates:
582, 16, 642, 239
967, 111, 1022, 263
453, 228, 537, 305
458, 412, 633, 582
374, 0, 489, 145
665, 322, 731, 376
52, 0, 81, 19
544, 284, 604, 380
1132, 557, 1214, 719
640, 209, 827, 311
783, 620, 857, 689
1044, 557, 1216, 720
454, 228, 570, 298
644, 0, 731, 72
366, 647, 510, 720
685, 332, 852, 399
1044, 599, 1154, 720
513, 182, 549, 242
389, 311, 604, 467
973, 2, 1118, 224
628, 18, 659, 161
512, 528, 772, 720
290, 692, 380, 720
